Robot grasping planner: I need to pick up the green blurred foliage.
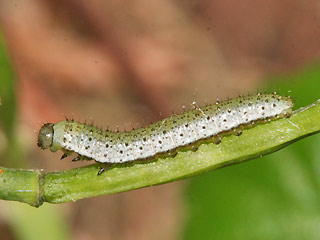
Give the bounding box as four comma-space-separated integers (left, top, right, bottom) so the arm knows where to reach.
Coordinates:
183, 64, 320, 240
0, 31, 22, 168
0, 32, 16, 142
5, 203, 71, 240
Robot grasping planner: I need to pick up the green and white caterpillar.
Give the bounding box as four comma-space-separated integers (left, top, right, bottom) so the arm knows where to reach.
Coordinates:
38, 93, 294, 174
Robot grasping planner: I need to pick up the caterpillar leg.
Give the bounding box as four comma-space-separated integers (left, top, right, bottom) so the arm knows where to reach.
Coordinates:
72, 155, 92, 162
215, 134, 222, 144
98, 168, 105, 175
60, 151, 73, 160
60, 153, 69, 160
97, 163, 116, 176
72, 157, 81, 162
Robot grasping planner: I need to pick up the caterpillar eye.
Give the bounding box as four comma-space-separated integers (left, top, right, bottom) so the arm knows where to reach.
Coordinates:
38, 123, 54, 149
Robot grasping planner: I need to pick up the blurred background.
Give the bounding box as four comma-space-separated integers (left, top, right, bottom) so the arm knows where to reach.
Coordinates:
0, 0, 320, 239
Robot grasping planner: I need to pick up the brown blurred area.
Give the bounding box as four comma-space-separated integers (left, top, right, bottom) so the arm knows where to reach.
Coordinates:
0, 0, 320, 239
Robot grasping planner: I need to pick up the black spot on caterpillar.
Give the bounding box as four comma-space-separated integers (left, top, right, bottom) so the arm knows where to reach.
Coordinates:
37, 93, 294, 174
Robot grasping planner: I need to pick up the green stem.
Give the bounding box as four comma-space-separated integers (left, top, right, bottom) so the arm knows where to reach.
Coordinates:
1, 100, 319, 207
0, 168, 42, 207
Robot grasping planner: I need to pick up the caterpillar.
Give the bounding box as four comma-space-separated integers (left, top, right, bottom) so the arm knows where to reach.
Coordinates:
37, 93, 294, 175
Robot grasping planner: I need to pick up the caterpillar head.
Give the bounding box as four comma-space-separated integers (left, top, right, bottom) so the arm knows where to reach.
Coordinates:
38, 123, 54, 150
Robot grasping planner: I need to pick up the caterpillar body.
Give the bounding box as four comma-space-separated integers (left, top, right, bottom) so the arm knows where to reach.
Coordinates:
38, 93, 293, 174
